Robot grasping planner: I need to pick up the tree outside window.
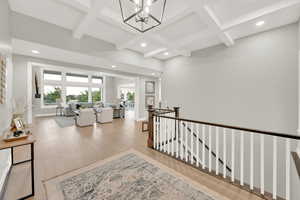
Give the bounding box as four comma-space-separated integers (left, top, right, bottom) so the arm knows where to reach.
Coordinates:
66, 87, 88, 103
92, 88, 102, 102
127, 92, 135, 101
43, 85, 61, 105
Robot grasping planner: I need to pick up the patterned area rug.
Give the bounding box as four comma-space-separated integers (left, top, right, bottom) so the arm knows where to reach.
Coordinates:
54, 116, 75, 128
44, 150, 226, 200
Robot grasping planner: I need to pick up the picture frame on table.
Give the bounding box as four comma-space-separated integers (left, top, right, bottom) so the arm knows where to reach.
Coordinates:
145, 81, 155, 94
14, 117, 25, 131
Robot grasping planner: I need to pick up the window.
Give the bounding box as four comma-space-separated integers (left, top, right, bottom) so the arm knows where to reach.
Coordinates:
42, 68, 105, 107
66, 73, 88, 83
92, 88, 102, 102
44, 70, 62, 81
92, 76, 103, 84
43, 85, 61, 105
66, 86, 88, 103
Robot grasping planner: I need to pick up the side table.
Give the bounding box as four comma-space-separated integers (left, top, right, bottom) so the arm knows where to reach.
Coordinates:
0, 135, 36, 200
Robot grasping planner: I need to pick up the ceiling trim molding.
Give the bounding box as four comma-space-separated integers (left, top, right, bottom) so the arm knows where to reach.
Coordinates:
144, 48, 168, 58
12, 39, 163, 75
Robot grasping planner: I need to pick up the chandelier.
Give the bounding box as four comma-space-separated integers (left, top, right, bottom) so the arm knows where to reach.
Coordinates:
119, 0, 167, 33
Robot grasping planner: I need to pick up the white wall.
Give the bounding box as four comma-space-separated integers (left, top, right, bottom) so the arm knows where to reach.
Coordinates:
104, 76, 117, 103
162, 23, 299, 199
135, 77, 160, 120
0, 0, 12, 197
0, 0, 12, 134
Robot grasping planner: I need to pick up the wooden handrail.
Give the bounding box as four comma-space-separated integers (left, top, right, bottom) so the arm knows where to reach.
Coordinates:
155, 115, 300, 140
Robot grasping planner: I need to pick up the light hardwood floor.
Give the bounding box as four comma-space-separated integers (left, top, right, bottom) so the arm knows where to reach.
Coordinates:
4, 112, 263, 200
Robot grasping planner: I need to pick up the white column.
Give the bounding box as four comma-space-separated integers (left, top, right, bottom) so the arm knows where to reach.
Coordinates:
297, 20, 300, 157
134, 77, 140, 121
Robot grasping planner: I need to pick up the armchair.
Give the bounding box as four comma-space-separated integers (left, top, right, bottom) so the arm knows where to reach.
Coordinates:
74, 108, 96, 127
96, 107, 113, 123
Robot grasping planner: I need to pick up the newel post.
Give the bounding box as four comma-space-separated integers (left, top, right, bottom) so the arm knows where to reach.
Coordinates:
174, 107, 180, 118
147, 105, 155, 148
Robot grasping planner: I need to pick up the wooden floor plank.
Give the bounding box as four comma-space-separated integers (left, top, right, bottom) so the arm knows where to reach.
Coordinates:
4, 112, 264, 200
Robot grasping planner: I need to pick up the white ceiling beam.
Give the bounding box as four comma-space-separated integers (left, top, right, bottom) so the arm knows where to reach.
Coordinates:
144, 48, 168, 58
222, 0, 300, 31
187, 0, 234, 46
148, 34, 191, 57
73, 0, 103, 39
54, 0, 89, 12
99, 8, 138, 34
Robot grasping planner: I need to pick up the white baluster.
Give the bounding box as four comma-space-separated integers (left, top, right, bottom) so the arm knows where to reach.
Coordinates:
231, 130, 235, 182
196, 124, 200, 167
164, 118, 166, 152
202, 125, 206, 169
240, 131, 244, 186
216, 127, 219, 175
209, 126, 212, 172
154, 116, 156, 149
167, 118, 170, 154
160, 117, 163, 152
250, 132, 254, 190
273, 136, 277, 199
185, 122, 188, 162
180, 121, 184, 159
223, 128, 227, 178
171, 119, 174, 156
191, 122, 194, 164
286, 139, 290, 200
176, 119, 179, 158
260, 135, 264, 195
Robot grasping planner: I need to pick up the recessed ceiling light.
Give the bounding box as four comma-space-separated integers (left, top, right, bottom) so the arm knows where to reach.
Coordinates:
164, 52, 169, 56
31, 50, 40, 54
141, 42, 147, 47
255, 21, 265, 26
112, 65, 117, 68
151, 73, 155, 76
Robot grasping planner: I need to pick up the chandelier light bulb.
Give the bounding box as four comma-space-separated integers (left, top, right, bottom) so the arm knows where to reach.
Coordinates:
147, 0, 152, 6
144, 7, 150, 13
134, 0, 140, 5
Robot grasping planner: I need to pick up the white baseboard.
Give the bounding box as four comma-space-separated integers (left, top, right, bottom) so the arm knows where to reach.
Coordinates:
34, 113, 56, 117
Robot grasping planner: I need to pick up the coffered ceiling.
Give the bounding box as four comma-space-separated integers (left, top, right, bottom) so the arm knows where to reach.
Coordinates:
8, 0, 300, 60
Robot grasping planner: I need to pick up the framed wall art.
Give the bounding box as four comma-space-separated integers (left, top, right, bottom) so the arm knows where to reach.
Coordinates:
145, 95, 155, 108
145, 81, 155, 94
0, 55, 6, 104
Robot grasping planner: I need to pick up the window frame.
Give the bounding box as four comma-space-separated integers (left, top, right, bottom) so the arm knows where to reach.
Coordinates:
41, 68, 104, 108
43, 85, 62, 106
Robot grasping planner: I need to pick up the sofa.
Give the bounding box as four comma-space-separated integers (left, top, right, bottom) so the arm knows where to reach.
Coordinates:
64, 101, 95, 117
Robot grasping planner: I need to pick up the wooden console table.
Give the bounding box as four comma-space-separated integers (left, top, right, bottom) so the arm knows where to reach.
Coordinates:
0, 135, 36, 200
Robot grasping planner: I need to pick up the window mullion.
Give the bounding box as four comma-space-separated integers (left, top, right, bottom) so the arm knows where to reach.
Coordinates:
61, 72, 66, 105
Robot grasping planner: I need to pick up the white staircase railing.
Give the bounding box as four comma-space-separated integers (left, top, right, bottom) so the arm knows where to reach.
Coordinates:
150, 108, 300, 200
